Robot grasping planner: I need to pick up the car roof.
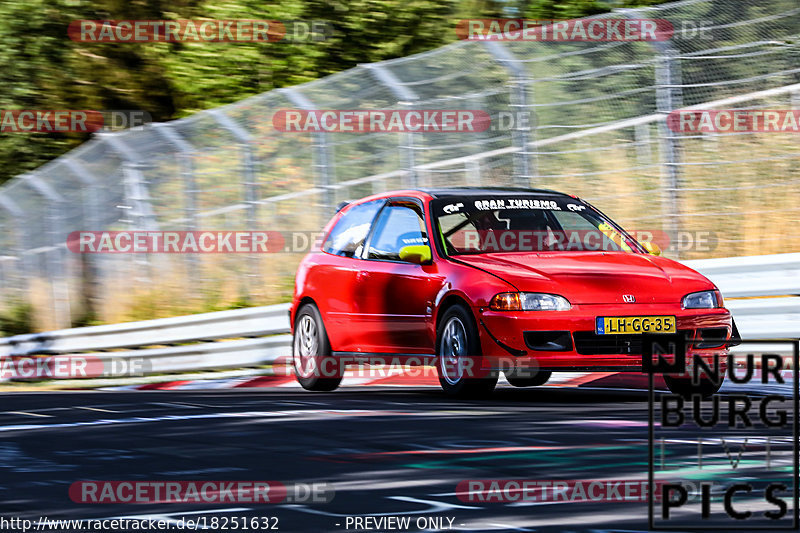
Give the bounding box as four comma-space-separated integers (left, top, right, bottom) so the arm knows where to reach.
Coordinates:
415, 187, 571, 199
336, 187, 575, 212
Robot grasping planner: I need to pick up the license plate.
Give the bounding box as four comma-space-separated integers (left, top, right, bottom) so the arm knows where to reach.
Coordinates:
595, 316, 676, 335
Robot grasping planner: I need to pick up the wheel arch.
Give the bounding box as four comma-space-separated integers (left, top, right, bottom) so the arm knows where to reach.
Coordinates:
291, 296, 319, 333
435, 292, 478, 334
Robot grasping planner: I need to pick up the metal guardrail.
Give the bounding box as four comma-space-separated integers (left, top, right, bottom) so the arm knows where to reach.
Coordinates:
684, 254, 800, 356
0, 254, 797, 376
7, 303, 291, 353
0, 304, 292, 372
685, 253, 800, 351
684, 253, 800, 298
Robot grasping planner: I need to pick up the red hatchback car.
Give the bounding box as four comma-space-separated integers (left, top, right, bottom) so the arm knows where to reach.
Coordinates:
290, 188, 735, 396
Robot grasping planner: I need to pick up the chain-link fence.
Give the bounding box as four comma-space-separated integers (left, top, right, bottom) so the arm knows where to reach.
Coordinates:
0, 0, 799, 329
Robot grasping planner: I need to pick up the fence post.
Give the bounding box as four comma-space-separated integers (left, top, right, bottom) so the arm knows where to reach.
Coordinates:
655, 45, 684, 256
120, 163, 158, 232
622, 9, 684, 256
153, 124, 199, 282
100, 133, 159, 291
279, 88, 336, 216
153, 123, 197, 231
0, 194, 26, 301
207, 110, 258, 230
483, 41, 535, 188
634, 122, 653, 166
100, 133, 159, 232
62, 158, 105, 324
207, 109, 260, 296
364, 64, 420, 188
466, 159, 482, 186
62, 159, 100, 231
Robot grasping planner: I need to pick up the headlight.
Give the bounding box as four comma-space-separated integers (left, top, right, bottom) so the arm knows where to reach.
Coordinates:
489, 292, 571, 311
682, 290, 723, 309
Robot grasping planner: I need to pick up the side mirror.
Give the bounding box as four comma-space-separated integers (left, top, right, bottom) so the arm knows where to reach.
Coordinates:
398, 245, 432, 265
642, 241, 662, 256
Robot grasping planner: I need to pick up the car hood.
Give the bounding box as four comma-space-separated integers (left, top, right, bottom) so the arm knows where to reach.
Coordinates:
454, 252, 715, 304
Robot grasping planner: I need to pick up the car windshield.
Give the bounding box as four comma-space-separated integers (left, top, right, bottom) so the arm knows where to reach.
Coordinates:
431, 194, 643, 255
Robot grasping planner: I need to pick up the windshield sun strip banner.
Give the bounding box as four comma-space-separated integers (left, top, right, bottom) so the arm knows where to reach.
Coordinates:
431, 195, 644, 255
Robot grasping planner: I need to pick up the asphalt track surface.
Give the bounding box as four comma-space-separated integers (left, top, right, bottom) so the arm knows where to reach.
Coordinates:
0, 385, 795, 532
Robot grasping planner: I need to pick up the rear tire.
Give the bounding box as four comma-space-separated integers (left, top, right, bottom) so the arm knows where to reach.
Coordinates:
664, 374, 723, 399
292, 304, 342, 392
436, 305, 497, 397
505, 370, 552, 388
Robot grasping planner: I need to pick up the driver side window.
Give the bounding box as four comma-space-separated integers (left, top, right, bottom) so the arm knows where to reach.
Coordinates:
322, 200, 382, 258
367, 203, 428, 261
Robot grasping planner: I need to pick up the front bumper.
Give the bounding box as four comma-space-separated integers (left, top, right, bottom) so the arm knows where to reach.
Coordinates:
477, 303, 732, 370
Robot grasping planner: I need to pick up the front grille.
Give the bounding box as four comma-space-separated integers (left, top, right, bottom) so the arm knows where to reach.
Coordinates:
573, 332, 642, 355
573, 330, 692, 356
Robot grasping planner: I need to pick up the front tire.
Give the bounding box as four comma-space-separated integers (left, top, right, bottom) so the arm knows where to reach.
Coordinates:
292, 304, 342, 392
436, 305, 497, 397
663, 374, 723, 399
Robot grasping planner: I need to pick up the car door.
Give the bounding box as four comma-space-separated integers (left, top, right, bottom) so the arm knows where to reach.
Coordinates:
352, 199, 443, 354
315, 199, 383, 352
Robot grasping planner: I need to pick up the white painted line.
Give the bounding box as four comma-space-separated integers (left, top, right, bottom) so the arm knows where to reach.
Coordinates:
75, 406, 117, 413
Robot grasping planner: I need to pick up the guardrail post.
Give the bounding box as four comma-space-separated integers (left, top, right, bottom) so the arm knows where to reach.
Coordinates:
483, 41, 536, 188
364, 64, 420, 188
279, 88, 336, 216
